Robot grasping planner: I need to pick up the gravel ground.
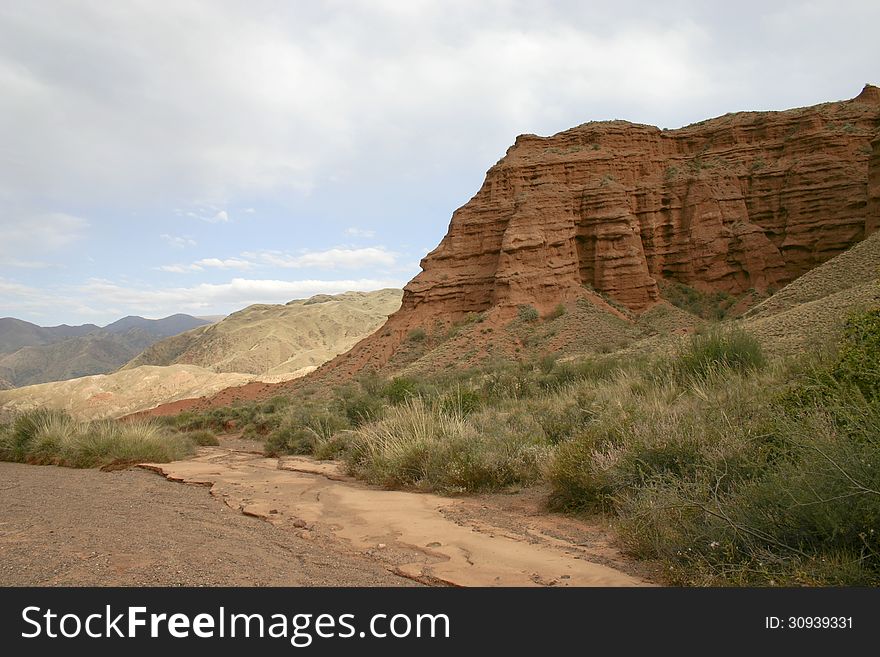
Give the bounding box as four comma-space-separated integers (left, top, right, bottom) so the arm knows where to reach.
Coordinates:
0, 461, 416, 586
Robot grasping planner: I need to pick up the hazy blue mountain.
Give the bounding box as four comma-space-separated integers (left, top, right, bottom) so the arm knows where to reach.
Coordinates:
0, 314, 209, 387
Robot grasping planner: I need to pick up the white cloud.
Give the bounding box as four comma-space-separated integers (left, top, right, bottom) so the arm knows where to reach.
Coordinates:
1, 2, 876, 214
0, 2, 730, 208
160, 233, 197, 249
247, 247, 397, 270
157, 247, 398, 275
157, 264, 195, 274
0, 277, 40, 297
0, 258, 55, 269
158, 257, 253, 273
344, 227, 376, 238
184, 209, 231, 223
243, 208, 256, 214
195, 257, 252, 270
0, 212, 89, 259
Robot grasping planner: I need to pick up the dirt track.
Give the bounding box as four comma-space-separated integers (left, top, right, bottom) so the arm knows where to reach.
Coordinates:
0, 461, 413, 586
0, 442, 652, 587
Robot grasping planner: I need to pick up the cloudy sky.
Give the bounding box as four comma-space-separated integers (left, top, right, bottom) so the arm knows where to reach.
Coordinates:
1, 1, 878, 325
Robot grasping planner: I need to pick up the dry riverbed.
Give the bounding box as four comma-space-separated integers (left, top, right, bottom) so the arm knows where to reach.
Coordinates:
0, 441, 652, 587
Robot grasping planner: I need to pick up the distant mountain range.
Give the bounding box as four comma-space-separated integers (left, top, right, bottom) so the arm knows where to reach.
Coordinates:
0, 290, 403, 420
0, 314, 211, 387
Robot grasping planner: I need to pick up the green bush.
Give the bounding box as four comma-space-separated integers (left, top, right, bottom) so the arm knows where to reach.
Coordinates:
661, 282, 736, 320
382, 377, 421, 405
183, 429, 220, 446
547, 431, 617, 511
407, 327, 427, 342
517, 304, 540, 322
547, 303, 566, 320
534, 399, 592, 445
340, 391, 384, 427
616, 392, 880, 585
438, 386, 481, 417
265, 406, 350, 456
345, 399, 548, 494
833, 308, 880, 400
0, 411, 194, 468
675, 326, 765, 380
265, 425, 319, 456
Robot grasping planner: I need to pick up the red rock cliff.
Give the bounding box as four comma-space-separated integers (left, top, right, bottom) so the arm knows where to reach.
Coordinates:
324, 86, 880, 377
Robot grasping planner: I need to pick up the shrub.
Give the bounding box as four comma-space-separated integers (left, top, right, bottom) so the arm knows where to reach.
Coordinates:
407, 327, 427, 342
382, 377, 421, 405
833, 308, 880, 400
547, 303, 566, 320
183, 429, 220, 446
533, 397, 592, 445
538, 353, 557, 374
616, 392, 880, 585
674, 326, 765, 380
438, 386, 481, 418
661, 282, 736, 320
265, 425, 320, 456
265, 406, 350, 456
345, 399, 547, 494
0, 411, 194, 468
339, 391, 384, 427
517, 304, 539, 322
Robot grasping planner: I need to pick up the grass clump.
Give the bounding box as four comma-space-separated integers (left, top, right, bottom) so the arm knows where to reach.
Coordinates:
182, 429, 220, 446
0, 411, 195, 468
547, 303, 566, 320
407, 327, 427, 342
344, 398, 548, 494
547, 309, 880, 585
674, 326, 765, 379
265, 406, 350, 457
661, 281, 737, 320
517, 304, 540, 322
832, 308, 880, 399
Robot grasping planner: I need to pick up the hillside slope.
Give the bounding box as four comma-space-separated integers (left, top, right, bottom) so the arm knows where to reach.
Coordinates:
742, 230, 880, 355
0, 365, 286, 421
124, 289, 402, 377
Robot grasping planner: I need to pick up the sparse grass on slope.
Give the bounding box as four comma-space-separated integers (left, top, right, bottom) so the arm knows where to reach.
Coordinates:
0, 410, 196, 468
548, 309, 880, 585
745, 230, 880, 320
165, 301, 880, 586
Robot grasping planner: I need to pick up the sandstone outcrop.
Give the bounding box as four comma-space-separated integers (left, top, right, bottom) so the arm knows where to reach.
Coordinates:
319, 85, 879, 377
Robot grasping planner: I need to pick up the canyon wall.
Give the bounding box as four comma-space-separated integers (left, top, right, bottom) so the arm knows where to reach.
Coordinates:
326, 86, 880, 377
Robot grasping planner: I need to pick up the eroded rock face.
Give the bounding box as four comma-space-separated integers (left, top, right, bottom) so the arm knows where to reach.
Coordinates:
322, 87, 880, 377
868, 133, 880, 235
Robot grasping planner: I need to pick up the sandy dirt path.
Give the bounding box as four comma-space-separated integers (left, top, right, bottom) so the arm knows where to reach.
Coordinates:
145, 446, 651, 587
0, 461, 415, 586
